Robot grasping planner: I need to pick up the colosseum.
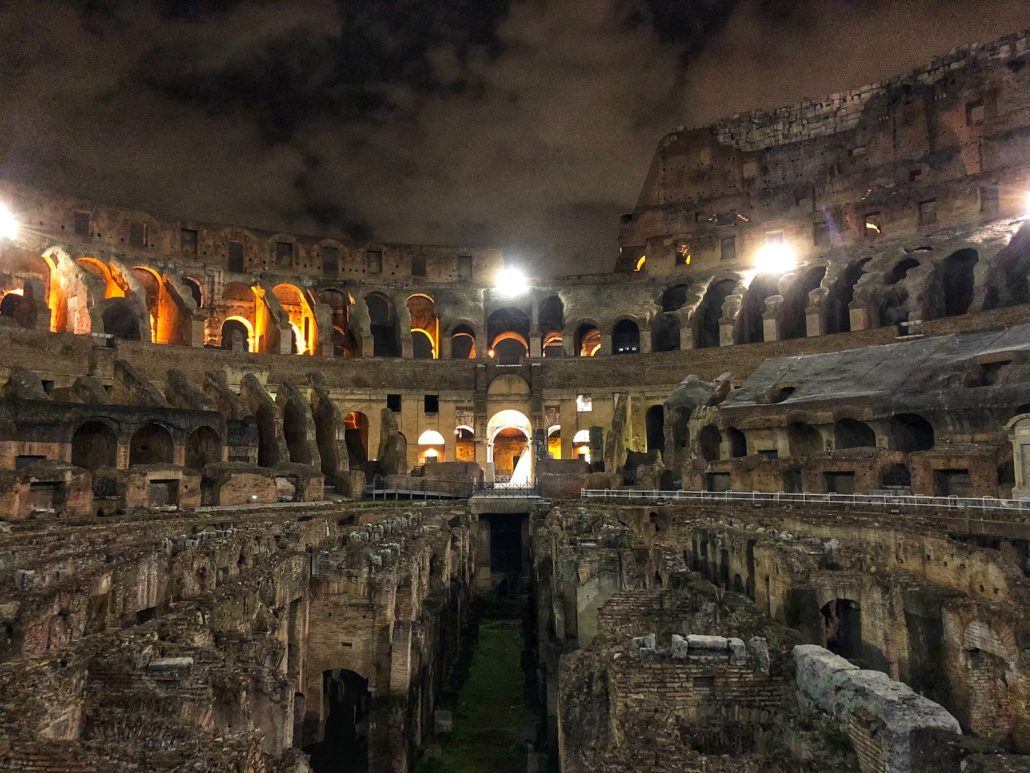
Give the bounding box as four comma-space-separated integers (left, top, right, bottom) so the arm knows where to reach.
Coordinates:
0, 27, 1027, 773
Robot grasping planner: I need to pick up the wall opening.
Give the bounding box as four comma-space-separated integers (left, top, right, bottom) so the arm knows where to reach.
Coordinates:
821, 599, 862, 660
102, 300, 141, 341
788, 422, 822, 456
779, 266, 825, 339
939, 248, 978, 317
71, 420, 118, 472
365, 293, 399, 357
889, 413, 934, 452
185, 426, 221, 470
304, 669, 371, 773
735, 275, 777, 344
344, 412, 369, 469
645, 405, 665, 453
128, 423, 174, 465
695, 279, 734, 348
611, 319, 640, 354
833, 419, 876, 449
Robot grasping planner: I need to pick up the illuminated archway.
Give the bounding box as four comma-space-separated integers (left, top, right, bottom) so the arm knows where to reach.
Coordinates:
487, 409, 533, 485
221, 316, 255, 352
273, 283, 318, 355
455, 425, 476, 461
407, 294, 439, 359
487, 307, 530, 364
572, 429, 591, 463
417, 429, 446, 463
450, 323, 476, 359
574, 322, 601, 357
547, 425, 561, 459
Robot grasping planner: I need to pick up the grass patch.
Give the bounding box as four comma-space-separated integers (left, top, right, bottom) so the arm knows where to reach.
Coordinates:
417, 618, 529, 773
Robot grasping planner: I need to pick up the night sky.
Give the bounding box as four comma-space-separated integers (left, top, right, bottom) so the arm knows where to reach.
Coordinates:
0, 1, 1026, 275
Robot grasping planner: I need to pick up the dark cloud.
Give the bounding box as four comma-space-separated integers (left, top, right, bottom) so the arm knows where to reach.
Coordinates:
0, 0, 1025, 275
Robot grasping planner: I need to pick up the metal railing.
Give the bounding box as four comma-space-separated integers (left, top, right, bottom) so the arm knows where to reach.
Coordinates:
580, 488, 1029, 513
473, 483, 542, 498
366, 476, 474, 500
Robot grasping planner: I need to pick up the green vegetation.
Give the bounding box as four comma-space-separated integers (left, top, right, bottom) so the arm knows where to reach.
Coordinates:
417, 618, 529, 773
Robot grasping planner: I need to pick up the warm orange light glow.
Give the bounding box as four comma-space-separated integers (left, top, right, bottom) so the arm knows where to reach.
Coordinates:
634, 254, 647, 271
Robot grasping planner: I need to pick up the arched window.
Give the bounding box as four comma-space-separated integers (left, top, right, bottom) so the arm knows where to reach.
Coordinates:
889, 414, 934, 452
366, 293, 399, 357
611, 319, 639, 354
129, 423, 174, 465
575, 323, 601, 357
696, 279, 735, 348
71, 420, 118, 471
833, 419, 876, 449
183, 277, 204, 309
0, 292, 35, 328
539, 295, 564, 337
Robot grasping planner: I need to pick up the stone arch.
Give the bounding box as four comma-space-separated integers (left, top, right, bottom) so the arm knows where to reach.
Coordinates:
574, 321, 601, 357
320, 289, 358, 358
779, 265, 826, 340
487, 409, 533, 485
305, 668, 371, 766
102, 299, 142, 341
834, 418, 876, 449
735, 275, 777, 344
273, 283, 318, 355
889, 413, 934, 452
406, 293, 438, 359
71, 420, 118, 471
660, 284, 690, 312
220, 317, 252, 351
695, 278, 735, 348
185, 426, 222, 470
449, 322, 476, 359
611, 318, 640, 354
129, 423, 174, 465
365, 292, 399, 357
487, 307, 530, 364
182, 276, 204, 309
825, 258, 871, 334
0, 291, 35, 328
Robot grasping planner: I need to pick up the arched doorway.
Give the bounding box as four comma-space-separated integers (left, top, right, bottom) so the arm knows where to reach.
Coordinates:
344, 412, 369, 468
406, 294, 438, 359
71, 420, 118, 471
185, 426, 221, 469
487, 409, 533, 486
487, 307, 530, 364
449, 323, 476, 359
129, 423, 174, 465
612, 319, 640, 354
779, 266, 825, 340
939, 249, 978, 317
417, 429, 445, 464
455, 426, 476, 461
821, 599, 862, 659
220, 318, 252, 351
735, 275, 777, 344
303, 669, 371, 773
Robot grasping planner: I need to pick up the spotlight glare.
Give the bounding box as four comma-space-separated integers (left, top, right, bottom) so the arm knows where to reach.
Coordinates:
0, 203, 19, 241
754, 240, 797, 275
1023, 191, 1030, 219
495, 266, 528, 297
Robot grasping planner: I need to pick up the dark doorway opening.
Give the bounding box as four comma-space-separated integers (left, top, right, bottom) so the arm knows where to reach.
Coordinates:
821, 599, 862, 660
305, 669, 371, 773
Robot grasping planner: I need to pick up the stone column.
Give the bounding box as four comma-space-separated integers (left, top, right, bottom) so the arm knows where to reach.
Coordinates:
806, 308, 824, 337
361, 334, 375, 358
530, 330, 542, 358
719, 319, 735, 347
599, 332, 612, 356
850, 303, 873, 332
638, 328, 652, 353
